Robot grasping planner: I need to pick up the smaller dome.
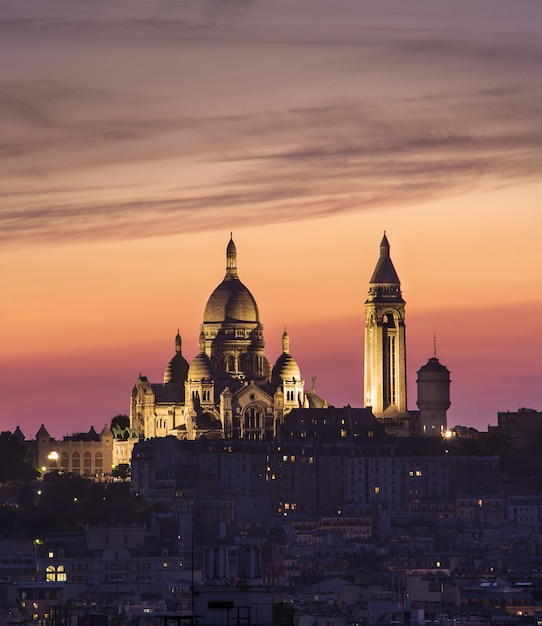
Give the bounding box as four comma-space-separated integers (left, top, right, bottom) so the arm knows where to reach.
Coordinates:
272, 329, 301, 386
164, 331, 190, 384
272, 353, 301, 385
188, 352, 215, 381
164, 353, 190, 384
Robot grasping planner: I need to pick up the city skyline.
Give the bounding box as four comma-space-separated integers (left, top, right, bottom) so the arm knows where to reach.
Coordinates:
1, 0, 541, 437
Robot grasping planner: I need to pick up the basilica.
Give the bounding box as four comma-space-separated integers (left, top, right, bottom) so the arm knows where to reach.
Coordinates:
130, 236, 327, 441
129, 233, 451, 442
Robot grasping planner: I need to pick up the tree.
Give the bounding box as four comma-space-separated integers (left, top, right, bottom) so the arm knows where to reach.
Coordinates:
0, 432, 40, 484
111, 414, 133, 440
111, 414, 130, 430
111, 463, 131, 481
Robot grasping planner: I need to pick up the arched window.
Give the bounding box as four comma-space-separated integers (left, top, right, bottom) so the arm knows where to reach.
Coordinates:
382, 313, 397, 329
95, 452, 103, 472
244, 407, 262, 430
46, 565, 67, 582
60, 452, 69, 471
227, 355, 235, 372
72, 452, 80, 473
83, 452, 92, 474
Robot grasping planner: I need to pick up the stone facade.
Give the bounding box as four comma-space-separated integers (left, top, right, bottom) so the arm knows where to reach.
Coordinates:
129, 236, 327, 442
20, 424, 115, 478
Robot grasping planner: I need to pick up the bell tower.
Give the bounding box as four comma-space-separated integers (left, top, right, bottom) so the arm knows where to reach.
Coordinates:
364, 233, 408, 418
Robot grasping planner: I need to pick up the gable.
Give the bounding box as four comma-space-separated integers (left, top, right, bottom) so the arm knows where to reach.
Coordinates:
233, 381, 273, 407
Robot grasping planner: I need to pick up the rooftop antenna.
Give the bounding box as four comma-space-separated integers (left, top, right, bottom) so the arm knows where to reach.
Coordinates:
433, 332, 437, 358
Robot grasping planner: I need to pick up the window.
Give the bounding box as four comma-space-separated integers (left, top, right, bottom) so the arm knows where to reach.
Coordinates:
83, 452, 92, 473
46, 565, 67, 582
60, 452, 69, 471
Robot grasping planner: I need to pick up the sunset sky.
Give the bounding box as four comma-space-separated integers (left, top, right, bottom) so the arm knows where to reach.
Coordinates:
1, 0, 541, 438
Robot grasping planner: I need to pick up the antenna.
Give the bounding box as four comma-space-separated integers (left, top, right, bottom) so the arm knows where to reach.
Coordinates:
433, 332, 437, 358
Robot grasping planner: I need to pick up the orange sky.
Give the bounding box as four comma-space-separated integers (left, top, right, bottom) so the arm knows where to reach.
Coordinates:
1, 0, 541, 437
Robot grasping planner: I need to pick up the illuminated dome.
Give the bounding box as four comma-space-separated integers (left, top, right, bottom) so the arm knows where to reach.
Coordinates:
188, 352, 215, 381
163, 331, 189, 384
188, 332, 215, 381
203, 235, 260, 324
272, 354, 301, 384
272, 330, 301, 386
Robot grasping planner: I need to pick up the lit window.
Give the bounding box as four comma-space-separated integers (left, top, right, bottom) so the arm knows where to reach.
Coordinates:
57, 565, 66, 582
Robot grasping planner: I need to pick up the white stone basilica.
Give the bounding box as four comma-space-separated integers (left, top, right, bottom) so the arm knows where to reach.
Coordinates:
130, 233, 451, 441
130, 236, 327, 441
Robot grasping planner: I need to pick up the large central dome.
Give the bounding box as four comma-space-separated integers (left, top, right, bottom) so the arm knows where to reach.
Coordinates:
203, 236, 260, 324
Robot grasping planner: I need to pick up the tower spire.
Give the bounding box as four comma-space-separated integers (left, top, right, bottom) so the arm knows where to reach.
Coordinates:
368, 231, 402, 291
380, 231, 390, 257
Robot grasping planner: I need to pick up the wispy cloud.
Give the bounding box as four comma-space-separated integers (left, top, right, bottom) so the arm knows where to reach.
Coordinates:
1, 0, 541, 245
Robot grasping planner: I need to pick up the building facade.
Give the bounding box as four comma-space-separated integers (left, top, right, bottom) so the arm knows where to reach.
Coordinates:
129, 235, 327, 442
20, 424, 115, 478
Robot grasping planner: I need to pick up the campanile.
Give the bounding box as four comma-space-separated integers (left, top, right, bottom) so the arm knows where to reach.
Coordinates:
364, 233, 408, 418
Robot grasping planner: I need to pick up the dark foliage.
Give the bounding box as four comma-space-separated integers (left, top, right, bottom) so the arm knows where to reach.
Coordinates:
0, 431, 40, 484
0, 473, 152, 540
111, 414, 130, 431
